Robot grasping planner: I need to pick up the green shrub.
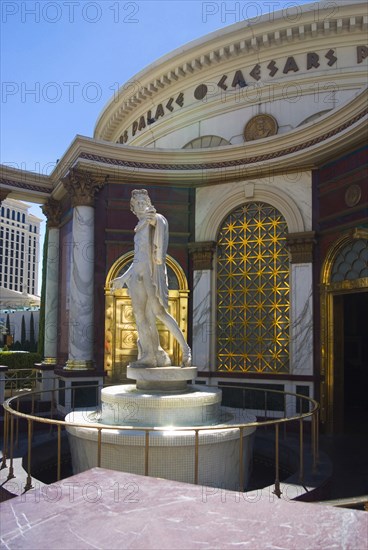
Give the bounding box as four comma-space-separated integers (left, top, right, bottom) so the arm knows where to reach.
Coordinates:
0, 352, 42, 369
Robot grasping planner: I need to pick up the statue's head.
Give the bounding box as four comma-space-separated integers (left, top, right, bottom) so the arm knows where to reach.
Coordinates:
130, 189, 152, 214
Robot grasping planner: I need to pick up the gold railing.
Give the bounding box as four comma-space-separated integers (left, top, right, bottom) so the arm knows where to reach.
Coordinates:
4, 369, 37, 397
1, 384, 320, 497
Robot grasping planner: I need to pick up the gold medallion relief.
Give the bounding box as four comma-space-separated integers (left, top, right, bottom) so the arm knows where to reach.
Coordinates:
244, 115, 278, 141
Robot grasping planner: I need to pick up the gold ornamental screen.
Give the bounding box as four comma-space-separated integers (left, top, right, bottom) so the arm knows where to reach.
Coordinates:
216, 202, 290, 373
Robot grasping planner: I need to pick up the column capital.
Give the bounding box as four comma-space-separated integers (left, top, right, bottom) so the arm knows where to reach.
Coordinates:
62, 168, 108, 207
42, 198, 62, 228
0, 190, 9, 207
286, 231, 316, 263
188, 241, 217, 270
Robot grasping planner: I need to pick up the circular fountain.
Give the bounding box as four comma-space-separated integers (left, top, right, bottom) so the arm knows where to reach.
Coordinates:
66, 366, 256, 490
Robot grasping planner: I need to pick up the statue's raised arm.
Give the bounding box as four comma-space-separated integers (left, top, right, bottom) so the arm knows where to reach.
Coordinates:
110, 189, 191, 368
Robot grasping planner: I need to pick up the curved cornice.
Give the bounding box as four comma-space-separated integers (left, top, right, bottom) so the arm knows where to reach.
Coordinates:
94, 1, 368, 142
1, 85, 366, 201
73, 86, 368, 184
0, 165, 52, 203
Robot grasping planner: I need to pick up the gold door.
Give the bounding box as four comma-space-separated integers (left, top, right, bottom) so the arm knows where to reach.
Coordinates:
105, 252, 189, 381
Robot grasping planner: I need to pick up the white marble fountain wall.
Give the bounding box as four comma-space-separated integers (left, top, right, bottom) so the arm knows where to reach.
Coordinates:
66, 384, 256, 491
66, 408, 256, 490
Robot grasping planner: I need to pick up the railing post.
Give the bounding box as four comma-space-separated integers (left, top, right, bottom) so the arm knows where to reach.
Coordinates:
24, 419, 33, 492
316, 409, 320, 461
97, 428, 102, 468
57, 424, 62, 481
31, 393, 35, 441
15, 398, 20, 448
312, 412, 317, 473
194, 430, 199, 485
238, 427, 244, 492
273, 423, 282, 498
144, 431, 149, 476
1, 409, 9, 469
7, 414, 15, 481
283, 393, 287, 439
299, 417, 304, 484
264, 391, 268, 422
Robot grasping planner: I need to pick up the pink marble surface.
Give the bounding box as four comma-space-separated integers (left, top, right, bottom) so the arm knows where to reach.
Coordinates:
0, 468, 367, 549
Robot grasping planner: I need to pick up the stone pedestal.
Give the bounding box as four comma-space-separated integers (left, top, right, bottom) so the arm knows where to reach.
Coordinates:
127, 365, 197, 391
56, 373, 104, 415
101, 384, 222, 427
34, 363, 57, 402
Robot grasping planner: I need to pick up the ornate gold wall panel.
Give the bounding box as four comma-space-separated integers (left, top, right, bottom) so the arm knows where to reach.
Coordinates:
105, 253, 189, 381
216, 202, 290, 374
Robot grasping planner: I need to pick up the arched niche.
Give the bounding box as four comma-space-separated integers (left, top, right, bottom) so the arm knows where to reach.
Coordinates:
198, 183, 305, 242
104, 252, 189, 381
320, 228, 368, 432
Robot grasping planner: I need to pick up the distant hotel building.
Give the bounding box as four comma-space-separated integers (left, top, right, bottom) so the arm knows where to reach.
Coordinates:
0, 198, 41, 296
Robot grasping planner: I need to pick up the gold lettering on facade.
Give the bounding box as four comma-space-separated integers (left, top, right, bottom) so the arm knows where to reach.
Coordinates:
283, 56, 299, 73
357, 45, 368, 64
232, 69, 247, 88
138, 116, 146, 131
307, 52, 320, 70
155, 104, 165, 119
325, 49, 337, 66
250, 64, 261, 81
267, 60, 278, 77
116, 46, 366, 144
217, 75, 228, 90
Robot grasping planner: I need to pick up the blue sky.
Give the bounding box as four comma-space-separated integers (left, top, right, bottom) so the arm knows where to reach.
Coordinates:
1, 0, 312, 291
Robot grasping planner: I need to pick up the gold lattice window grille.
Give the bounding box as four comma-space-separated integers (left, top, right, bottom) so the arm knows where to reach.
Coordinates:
216, 202, 290, 373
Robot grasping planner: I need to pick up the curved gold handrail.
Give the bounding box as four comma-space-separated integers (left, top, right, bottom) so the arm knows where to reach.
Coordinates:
1, 384, 320, 497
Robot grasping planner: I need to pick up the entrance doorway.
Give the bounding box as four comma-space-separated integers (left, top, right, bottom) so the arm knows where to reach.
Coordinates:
333, 291, 368, 433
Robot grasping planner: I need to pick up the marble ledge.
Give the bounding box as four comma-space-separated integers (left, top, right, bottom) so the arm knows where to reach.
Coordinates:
1, 468, 366, 550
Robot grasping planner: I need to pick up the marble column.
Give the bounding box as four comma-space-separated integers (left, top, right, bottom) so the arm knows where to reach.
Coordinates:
188, 242, 216, 374
42, 198, 62, 364
62, 169, 107, 370
286, 232, 316, 377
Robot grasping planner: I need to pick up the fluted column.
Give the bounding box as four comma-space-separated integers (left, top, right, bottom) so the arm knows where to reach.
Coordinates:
42, 198, 62, 364
62, 169, 107, 370
188, 242, 217, 373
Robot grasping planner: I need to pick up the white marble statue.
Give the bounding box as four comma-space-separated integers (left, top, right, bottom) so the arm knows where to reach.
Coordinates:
111, 189, 191, 368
